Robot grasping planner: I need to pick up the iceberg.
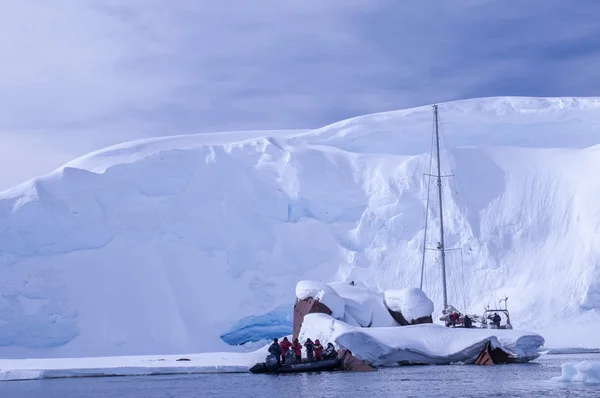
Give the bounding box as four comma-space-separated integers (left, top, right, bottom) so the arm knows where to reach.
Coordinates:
0, 96, 599, 359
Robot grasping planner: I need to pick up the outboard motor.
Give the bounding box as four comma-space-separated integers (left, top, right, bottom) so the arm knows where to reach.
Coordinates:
285, 350, 296, 364
265, 354, 279, 370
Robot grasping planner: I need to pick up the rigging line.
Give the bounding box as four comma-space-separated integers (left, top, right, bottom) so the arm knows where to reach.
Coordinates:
439, 120, 491, 268
459, 249, 468, 312
438, 116, 495, 298
420, 109, 436, 290
434, 109, 457, 309
437, 112, 495, 314
448, 251, 462, 311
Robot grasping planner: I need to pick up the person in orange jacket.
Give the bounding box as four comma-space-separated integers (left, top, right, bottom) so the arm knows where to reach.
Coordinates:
292, 338, 303, 362
313, 339, 324, 361
279, 337, 292, 364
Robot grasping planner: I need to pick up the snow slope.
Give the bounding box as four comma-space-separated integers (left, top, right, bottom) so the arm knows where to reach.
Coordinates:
2, 96, 600, 358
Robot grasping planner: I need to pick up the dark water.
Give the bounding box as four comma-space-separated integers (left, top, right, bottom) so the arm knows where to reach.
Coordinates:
1, 354, 598, 398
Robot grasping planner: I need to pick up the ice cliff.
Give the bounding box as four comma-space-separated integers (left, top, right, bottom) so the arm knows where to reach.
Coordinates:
2, 96, 600, 358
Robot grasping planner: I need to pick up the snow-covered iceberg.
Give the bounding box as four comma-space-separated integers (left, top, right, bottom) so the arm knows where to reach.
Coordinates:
1, 96, 600, 358
299, 313, 544, 365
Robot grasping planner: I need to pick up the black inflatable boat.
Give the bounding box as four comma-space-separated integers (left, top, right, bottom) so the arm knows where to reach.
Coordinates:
249, 357, 341, 374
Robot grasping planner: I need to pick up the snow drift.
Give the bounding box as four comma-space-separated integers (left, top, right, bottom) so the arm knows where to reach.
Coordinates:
2, 96, 600, 358
384, 288, 434, 323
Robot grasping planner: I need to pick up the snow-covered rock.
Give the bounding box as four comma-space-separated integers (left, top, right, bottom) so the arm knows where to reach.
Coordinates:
2, 96, 600, 358
553, 361, 600, 384
295, 280, 345, 318
299, 313, 543, 365
384, 288, 434, 322
296, 280, 402, 327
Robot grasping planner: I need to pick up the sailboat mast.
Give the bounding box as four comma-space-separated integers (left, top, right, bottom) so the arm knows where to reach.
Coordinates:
433, 104, 448, 310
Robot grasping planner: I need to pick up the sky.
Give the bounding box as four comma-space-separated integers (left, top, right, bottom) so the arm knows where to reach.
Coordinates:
1, 0, 600, 188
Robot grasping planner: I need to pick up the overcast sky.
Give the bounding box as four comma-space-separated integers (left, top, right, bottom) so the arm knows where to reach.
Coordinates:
1, 0, 599, 188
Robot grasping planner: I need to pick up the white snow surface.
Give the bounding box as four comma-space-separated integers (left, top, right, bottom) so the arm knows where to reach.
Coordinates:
329, 282, 398, 327
299, 313, 543, 365
2, 96, 600, 358
384, 288, 434, 322
0, 348, 268, 382
552, 361, 600, 384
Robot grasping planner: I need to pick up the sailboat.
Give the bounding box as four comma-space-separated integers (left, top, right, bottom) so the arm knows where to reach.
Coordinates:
284, 103, 545, 366
420, 104, 512, 330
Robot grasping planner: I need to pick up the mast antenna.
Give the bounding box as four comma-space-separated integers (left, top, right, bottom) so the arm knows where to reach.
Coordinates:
433, 104, 448, 310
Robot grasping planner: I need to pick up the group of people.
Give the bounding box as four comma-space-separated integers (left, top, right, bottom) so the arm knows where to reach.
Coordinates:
446, 311, 502, 329
447, 311, 474, 328
268, 337, 338, 366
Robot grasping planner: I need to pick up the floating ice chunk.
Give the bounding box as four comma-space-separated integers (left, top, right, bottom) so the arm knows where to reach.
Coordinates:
553, 361, 600, 384
384, 288, 434, 322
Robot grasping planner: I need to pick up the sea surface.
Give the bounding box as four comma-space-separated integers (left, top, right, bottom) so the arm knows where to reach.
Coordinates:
0, 353, 598, 397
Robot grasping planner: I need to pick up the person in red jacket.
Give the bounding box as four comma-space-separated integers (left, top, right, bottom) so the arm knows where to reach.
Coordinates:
279, 337, 292, 364
292, 338, 303, 362
313, 339, 324, 361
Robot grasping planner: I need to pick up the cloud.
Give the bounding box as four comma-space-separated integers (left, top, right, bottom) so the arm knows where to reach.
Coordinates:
1, 0, 599, 187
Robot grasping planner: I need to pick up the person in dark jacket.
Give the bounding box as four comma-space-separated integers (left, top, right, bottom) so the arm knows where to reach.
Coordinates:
463, 314, 473, 328
324, 343, 337, 360
279, 337, 292, 364
313, 339, 324, 361
304, 338, 314, 361
268, 338, 282, 366
292, 338, 303, 362
492, 313, 501, 328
